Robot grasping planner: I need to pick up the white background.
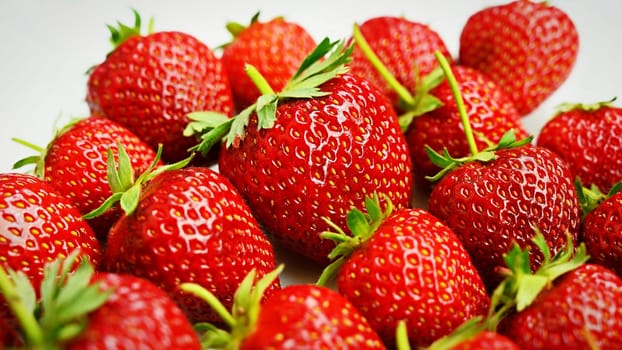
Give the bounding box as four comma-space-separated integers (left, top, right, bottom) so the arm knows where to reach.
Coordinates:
1, 0, 621, 284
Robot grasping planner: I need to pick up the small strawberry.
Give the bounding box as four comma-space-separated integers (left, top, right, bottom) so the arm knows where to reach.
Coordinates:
426, 54, 581, 290
181, 266, 386, 349
87, 10, 234, 163
13, 116, 160, 241
221, 13, 317, 111
0, 252, 201, 349
0, 173, 101, 325
459, 0, 579, 115
317, 195, 490, 347
491, 233, 622, 349
187, 39, 413, 265
536, 99, 622, 194
347, 16, 451, 115
102, 166, 280, 324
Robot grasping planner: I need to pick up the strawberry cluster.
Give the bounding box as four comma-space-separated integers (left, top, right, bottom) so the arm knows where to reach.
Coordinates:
2, 1, 622, 349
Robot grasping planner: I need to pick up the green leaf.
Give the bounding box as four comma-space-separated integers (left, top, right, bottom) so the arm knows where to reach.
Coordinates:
8, 269, 37, 315
115, 142, 134, 190
106, 148, 123, 193
346, 208, 370, 238
120, 184, 141, 216
292, 37, 336, 79
515, 274, 548, 311
183, 111, 232, 137
224, 103, 256, 148
256, 94, 278, 130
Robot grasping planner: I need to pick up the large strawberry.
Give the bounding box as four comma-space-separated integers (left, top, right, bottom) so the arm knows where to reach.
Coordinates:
426, 54, 581, 290
221, 13, 317, 111
86, 10, 234, 163
492, 233, 622, 349
0, 252, 201, 349
459, 0, 579, 115
347, 16, 451, 115
14, 116, 160, 241
187, 39, 413, 265
536, 99, 622, 193
102, 166, 280, 324
317, 195, 490, 347
0, 173, 101, 325
181, 266, 386, 349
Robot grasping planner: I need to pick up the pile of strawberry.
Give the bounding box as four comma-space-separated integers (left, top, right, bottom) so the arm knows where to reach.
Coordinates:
2, 1, 622, 349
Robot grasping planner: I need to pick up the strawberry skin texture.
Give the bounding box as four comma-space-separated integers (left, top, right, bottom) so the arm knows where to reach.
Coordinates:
241, 284, 386, 349
581, 191, 622, 277
44, 116, 159, 241
336, 208, 489, 347
218, 73, 413, 264
222, 17, 317, 111
103, 167, 280, 323
537, 105, 622, 193
500, 264, 622, 349
67, 272, 201, 349
405, 65, 528, 183
348, 16, 451, 113
459, 0, 579, 115
428, 146, 581, 289
87, 31, 234, 163
453, 332, 521, 350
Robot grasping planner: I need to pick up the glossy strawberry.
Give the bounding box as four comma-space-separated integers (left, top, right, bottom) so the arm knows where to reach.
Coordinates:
318, 197, 489, 347
221, 14, 317, 111
459, 0, 579, 115
103, 166, 280, 323
405, 65, 528, 184
182, 267, 386, 349
87, 11, 234, 163
0, 173, 101, 324
348, 16, 451, 114
537, 100, 622, 193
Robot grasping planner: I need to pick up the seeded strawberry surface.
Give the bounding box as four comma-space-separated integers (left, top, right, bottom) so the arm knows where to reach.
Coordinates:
581, 191, 622, 277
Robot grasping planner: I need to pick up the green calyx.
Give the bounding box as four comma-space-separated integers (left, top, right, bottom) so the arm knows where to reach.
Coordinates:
316, 194, 394, 287
107, 8, 154, 50
0, 250, 112, 349
575, 178, 622, 218
225, 11, 261, 40
351, 23, 444, 132
83, 143, 193, 219
179, 265, 284, 350
424, 51, 533, 183
185, 37, 353, 155
554, 97, 617, 115
487, 229, 589, 330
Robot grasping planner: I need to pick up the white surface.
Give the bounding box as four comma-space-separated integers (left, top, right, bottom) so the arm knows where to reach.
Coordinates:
1, 0, 621, 285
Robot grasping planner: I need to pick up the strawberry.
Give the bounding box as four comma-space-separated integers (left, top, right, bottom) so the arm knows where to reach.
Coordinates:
536, 99, 622, 193
102, 166, 280, 324
459, 0, 579, 115
422, 317, 521, 350
181, 266, 386, 349
14, 116, 160, 241
0, 252, 201, 349
86, 10, 234, 163
221, 13, 317, 111
347, 16, 451, 115
405, 64, 528, 184
317, 195, 490, 347
426, 54, 581, 290
491, 233, 622, 349
0, 173, 101, 325
188, 39, 413, 265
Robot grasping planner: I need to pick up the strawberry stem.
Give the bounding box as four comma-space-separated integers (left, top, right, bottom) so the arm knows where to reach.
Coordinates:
180, 283, 236, 328
245, 64, 276, 95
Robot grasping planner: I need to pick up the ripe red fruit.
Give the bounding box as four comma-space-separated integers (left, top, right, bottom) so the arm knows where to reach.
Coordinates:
537, 100, 622, 193
459, 0, 579, 115
221, 14, 317, 111
318, 196, 489, 347
87, 10, 234, 163
103, 166, 280, 323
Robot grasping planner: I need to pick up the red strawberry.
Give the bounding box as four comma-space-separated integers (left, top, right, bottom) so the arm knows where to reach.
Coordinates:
103, 166, 280, 324
405, 64, 528, 184
492, 234, 622, 349
181, 266, 386, 349
318, 196, 489, 347
536, 99, 622, 193
0, 173, 101, 324
459, 0, 579, 115
87, 10, 234, 163
15, 116, 160, 241
348, 16, 451, 114
0, 253, 201, 349
221, 13, 317, 111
